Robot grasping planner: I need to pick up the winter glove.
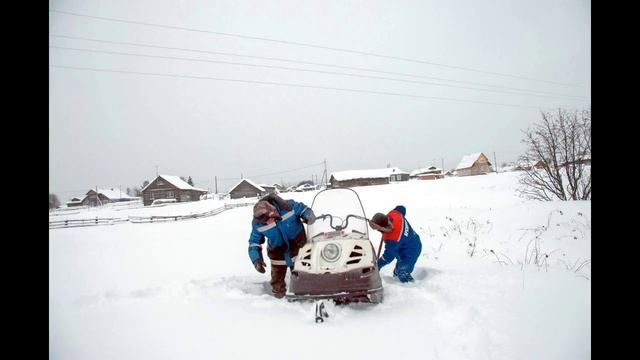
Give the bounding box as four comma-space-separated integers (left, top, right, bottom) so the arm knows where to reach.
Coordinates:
302, 212, 316, 225
254, 259, 266, 273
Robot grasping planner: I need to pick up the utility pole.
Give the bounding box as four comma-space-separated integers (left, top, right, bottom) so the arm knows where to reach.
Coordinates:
214, 176, 218, 194
493, 152, 498, 173
323, 159, 328, 187
155, 165, 159, 177
96, 185, 102, 207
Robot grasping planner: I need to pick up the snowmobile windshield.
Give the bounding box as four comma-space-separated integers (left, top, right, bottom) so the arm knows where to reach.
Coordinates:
307, 188, 369, 242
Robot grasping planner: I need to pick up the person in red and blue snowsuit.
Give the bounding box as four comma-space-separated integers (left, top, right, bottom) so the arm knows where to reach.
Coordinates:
248, 194, 315, 298
369, 205, 422, 283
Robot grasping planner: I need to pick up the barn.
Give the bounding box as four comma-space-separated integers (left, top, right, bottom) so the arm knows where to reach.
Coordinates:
141, 175, 208, 206
455, 153, 494, 176
329, 167, 409, 188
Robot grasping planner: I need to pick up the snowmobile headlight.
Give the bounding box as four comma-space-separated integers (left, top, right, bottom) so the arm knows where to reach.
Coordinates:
321, 243, 341, 262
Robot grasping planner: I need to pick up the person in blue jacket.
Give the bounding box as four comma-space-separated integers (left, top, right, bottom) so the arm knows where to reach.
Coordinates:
369, 205, 422, 283
248, 194, 315, 298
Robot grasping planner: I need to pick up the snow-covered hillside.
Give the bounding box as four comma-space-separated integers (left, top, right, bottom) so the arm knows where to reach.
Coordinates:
49, 171, 590, 359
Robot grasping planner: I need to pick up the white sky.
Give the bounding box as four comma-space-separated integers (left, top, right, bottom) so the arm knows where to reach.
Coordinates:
49, 0, 591, 200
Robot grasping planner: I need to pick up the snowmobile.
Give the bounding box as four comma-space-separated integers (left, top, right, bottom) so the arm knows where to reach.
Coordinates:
287, 188, 383, 304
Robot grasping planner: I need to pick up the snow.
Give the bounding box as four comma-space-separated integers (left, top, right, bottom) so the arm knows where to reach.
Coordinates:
455, 152, 486, 170
49, 172, 590, 359
331, 167, 409, 181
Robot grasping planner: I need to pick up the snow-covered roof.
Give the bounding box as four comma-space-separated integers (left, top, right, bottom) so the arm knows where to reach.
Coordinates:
330, 167, 409, 181
455, 153, 489, 170
228, 178, 265, 193
410, 166, 443, 176
142, 175, 207, 192
87, 188, 138, 200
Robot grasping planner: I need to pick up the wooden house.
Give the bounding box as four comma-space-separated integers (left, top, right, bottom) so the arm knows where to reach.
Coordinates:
228, 179, 268, 199
259, 184, 279, 195
141, 175, 208, 206
454, 153, 493, 176
81, 188, 139, 206
329, 167, 409, 188
515, 160, 547, 171
410, 166, 444, 180
66, 197, 84, 208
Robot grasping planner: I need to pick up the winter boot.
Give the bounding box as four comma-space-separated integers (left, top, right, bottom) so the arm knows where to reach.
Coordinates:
270, 264, 288, 298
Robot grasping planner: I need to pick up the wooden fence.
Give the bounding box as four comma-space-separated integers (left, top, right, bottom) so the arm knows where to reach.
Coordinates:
48, 217, 129, 229
128, 202, 253, 223
49, 202, 255, 229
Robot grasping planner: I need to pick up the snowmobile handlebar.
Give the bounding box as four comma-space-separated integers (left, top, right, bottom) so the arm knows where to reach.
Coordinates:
314, 214, 369, 231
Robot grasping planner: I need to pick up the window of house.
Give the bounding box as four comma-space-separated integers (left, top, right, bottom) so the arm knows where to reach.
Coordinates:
157, 180, 164, 185
167, 191, 174, 198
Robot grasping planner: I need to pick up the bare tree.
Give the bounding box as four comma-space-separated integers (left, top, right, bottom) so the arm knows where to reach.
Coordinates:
517, 107, 591, 201
49, 193, 61, 209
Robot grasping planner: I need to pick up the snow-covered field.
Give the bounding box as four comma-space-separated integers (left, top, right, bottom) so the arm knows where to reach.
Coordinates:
49, 171, 590, 359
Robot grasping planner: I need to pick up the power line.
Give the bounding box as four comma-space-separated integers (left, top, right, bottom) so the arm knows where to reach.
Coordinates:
247, 162, 325, 179
50, 188, 91, 194
50, 64, 548, 109
50, 45, 587, 101
49, 9, 584, 88
50, 34, 585, 99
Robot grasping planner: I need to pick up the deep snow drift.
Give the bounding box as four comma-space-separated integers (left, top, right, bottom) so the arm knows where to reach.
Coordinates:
49, 171, 590, 359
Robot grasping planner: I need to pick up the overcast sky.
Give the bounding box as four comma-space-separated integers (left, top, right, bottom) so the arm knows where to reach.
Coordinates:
49, 0, 590, 201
